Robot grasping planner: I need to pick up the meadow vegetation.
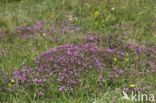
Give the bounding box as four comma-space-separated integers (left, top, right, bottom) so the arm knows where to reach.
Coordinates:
0, 0, 156, 102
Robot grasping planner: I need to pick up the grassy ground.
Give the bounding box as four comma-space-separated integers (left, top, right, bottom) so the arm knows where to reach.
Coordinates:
0, 0, 156, 103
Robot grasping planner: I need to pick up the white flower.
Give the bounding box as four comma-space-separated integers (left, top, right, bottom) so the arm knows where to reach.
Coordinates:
111, 7, 115, 11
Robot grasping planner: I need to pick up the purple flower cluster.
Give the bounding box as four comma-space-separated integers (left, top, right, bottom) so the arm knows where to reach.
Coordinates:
14, 21, 81, 39
15, 24, 34, 38
11, 43, 109, 91
9, 34, 156, 93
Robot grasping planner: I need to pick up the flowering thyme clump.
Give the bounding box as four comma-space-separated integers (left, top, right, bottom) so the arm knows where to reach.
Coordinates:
14, 21, 81, 39
11, 43, 111, 92
10, 34, 156, 94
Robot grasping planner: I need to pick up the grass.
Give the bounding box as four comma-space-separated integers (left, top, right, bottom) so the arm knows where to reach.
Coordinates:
0, 0, 156, 103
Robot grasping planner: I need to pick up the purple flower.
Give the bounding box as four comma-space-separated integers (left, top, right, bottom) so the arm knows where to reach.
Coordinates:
106, 48, 114, 54
146, 86, 152, 90
118, 70, 124, 74
151, 69, 155, 73
58, 85, 65, 91
124, 88, 130, 94
57, 78, 62, 82
84, 84, 88, 88
70, 87, 73, 91
38, 91, 44, 96
121, 51, 125, 55
50, 72, 54, 76
134, 88, 139, 91
136, 48, 141, 53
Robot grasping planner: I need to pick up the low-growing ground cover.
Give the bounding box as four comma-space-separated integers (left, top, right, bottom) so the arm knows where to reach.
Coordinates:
0, 0, 156, 103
